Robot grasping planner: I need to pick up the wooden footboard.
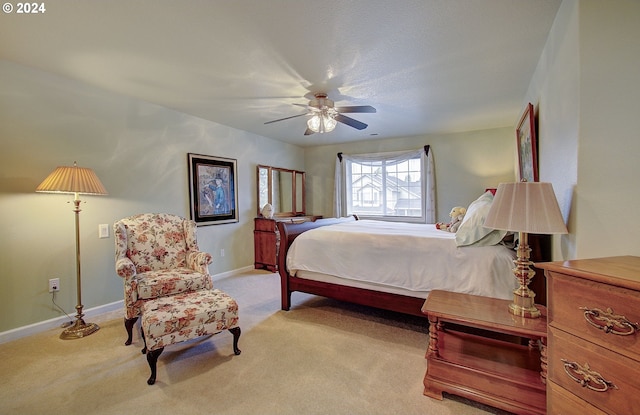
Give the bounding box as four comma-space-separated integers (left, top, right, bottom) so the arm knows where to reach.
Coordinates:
276, 216, 550, 317
276, 215, 427, 317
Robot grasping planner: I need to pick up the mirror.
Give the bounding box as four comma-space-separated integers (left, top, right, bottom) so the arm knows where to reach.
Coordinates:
275, 169, 293, 214
295, 171, 304, 212
257, 165, 306, 217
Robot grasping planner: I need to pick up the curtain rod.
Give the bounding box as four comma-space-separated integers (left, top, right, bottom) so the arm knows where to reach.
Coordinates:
338, 146, 429, 162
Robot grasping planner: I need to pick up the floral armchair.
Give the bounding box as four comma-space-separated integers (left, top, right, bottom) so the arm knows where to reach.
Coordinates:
114, 213, 213, 345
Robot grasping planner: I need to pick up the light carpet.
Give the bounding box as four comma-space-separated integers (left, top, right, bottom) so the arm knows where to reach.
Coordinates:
0, 270, 512, 415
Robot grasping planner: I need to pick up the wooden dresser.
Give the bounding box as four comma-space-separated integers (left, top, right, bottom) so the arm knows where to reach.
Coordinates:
254, 216, 321, 272
538, 256, 640, 415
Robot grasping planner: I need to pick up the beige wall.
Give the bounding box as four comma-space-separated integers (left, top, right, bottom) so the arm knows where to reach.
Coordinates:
4, 0, 640, 335
0, 60, 304, 333
524, 0, 640, 259
304, 128, 516, 223
523, 0, 580, 259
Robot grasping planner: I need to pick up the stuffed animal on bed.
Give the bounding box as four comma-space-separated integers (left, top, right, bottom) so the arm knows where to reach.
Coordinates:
436, 206, 467, 232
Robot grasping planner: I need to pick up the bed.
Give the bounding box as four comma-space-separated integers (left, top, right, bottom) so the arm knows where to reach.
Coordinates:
277, 193, 550, 317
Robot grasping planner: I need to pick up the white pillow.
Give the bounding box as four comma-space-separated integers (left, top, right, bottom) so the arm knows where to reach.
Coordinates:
455, 191, 508, 247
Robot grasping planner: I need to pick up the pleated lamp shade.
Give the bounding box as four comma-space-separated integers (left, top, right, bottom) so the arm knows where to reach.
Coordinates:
36, 162, 107, 196
484, 181, 567, 234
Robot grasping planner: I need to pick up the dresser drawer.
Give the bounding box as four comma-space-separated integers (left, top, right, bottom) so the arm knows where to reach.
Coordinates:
549, 327, 640, 415
548, 380, 607, 415
547, 271, 640, 361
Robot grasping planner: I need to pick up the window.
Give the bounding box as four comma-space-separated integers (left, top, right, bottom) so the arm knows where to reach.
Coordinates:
335, 147, 435, 223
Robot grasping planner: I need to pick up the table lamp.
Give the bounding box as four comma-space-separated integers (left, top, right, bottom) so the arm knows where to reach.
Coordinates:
484, 181, 567, 318
36, 162, 108, 339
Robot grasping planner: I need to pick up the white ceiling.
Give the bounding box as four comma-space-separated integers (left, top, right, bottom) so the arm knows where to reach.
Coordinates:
0, 0, 561, 147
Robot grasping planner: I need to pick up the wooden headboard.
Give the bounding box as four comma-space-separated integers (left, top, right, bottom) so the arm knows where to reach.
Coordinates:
529, 233, 551, 307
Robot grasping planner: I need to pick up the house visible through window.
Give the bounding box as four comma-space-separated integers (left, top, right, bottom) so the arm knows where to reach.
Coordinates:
349, 157, 422, 217
334, 147, 435, 223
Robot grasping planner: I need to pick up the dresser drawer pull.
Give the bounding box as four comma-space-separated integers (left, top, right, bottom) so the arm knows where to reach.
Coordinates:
561, 360, 618, 392
580, 306, 639, 336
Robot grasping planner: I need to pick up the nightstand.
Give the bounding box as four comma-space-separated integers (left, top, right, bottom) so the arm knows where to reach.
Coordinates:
422, 290, 547, 415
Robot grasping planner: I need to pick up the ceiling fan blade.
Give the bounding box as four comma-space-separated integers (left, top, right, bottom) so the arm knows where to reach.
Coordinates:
335, 105, 376, 113
264, 113, 308, 125
304, 128, 315, 136
335, 114, 368, 130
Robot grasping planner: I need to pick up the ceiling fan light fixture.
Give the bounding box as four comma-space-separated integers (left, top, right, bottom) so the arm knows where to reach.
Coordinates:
307, 115, 321, 132
264, 92, 374, 135
307, 111, 337, 133
324, 114, 337, 131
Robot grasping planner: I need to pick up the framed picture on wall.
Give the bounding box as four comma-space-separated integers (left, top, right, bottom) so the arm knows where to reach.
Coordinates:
188, 153, 238, 225
516, 102, 539, 182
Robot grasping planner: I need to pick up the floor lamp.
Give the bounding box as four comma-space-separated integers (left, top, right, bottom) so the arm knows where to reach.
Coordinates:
36, 162, 108, 339
484, 181, 567, 318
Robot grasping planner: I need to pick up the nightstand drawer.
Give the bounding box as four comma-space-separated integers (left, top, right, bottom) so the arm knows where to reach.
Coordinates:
547, 271, 640, 361
549, 327, 640, 415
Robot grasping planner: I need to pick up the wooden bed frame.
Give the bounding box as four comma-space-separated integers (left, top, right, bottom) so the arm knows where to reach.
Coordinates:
276, 216, 550, 317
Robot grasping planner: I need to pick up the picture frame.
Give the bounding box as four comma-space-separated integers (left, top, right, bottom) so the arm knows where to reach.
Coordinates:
516, 102, 538, 182
188, 153, 238, 225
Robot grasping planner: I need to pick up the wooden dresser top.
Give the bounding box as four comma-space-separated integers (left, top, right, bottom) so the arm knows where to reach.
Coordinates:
537, 255, 640, 291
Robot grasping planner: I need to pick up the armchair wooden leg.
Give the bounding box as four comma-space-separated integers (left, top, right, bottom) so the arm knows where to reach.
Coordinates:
229, 326, 242, 355
124, 317, 138, 346
140, 325, 148, 355
146, 347, 164, 385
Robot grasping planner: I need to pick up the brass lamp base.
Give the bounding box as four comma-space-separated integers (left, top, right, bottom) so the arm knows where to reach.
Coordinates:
60, 318, 99, 340
508, 288, 541, 318
509, 231, 541, 319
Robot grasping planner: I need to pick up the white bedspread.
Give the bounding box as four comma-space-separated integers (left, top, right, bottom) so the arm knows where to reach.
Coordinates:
286, 220, 517, 300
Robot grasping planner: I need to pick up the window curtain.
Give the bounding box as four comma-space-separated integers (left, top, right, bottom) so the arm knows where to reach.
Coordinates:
334, 146, 435, 223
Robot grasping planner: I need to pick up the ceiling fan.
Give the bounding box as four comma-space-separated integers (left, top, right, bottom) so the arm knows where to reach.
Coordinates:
264, 93, 376, 135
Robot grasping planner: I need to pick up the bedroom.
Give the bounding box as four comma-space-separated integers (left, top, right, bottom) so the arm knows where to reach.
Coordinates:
0, 0, 639, 413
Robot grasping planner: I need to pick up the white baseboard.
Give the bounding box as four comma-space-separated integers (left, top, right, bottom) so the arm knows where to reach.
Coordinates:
0, 300, 124, 345
212, 265, 254, 281
0, 266, 255, 345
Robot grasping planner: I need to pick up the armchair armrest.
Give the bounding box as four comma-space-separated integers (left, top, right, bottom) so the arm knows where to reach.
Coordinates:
186, 251, 212, 274
116, 257, 137, 279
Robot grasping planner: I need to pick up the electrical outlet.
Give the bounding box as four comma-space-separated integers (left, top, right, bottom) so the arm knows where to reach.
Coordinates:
220, 249, 225, 257
49, 278, 60, 293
